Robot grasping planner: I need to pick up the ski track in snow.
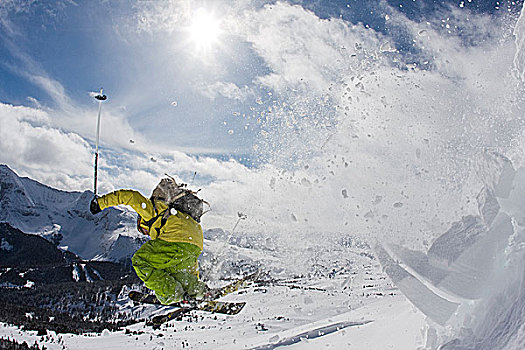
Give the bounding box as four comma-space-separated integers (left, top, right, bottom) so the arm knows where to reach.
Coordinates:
248, 320, 373, 350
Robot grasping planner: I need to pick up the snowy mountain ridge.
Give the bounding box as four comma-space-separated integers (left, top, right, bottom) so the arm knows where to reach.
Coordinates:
0, 164, 147, 262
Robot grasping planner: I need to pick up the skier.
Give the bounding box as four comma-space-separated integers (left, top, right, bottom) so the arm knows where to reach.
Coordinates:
89, 177, 209, 305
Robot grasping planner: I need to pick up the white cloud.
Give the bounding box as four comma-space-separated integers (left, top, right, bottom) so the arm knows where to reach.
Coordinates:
0, 0, 33, 37
1, 42, 151, 155
0, 102, 254, 199
0, 4, 150, 155
0, 103, 94, 190
514, 5, 525, 82
0, 101, 287, 234
206, 1, 525, 245
241, 2, 383, 94
198, 81, 253, 101
28, 74, 73, 112
132, 0, 192, 34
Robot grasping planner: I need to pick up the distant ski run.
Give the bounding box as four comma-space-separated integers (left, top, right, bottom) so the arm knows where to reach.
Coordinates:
249, 320, 373, 350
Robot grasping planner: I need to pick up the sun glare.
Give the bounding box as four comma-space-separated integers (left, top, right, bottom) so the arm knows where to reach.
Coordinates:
188, 8, 221, 51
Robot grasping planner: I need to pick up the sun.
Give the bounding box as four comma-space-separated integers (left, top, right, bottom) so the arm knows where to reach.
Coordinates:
187, 8, 222, 52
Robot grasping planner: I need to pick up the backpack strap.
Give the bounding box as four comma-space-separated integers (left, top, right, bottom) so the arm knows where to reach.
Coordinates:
142, 213, 163, 229
159, 191, 189, 222
138, 198, 168, 235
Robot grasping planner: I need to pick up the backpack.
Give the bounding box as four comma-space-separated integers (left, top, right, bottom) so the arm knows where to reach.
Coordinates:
150, 176, 207, 223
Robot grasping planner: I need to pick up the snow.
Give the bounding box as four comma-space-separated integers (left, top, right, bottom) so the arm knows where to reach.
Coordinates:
0, 238, 13, 251
0, 159, 516, 348
276, 298, 425, 350
0, 215, 427, 349
81, 264, 94, 283
378, 162, 525, 349
4, 157, 525, 349
0, 289, 426, 350
72, 264, 81, 282
0, 165, 146, 262
92, 268, 103, 281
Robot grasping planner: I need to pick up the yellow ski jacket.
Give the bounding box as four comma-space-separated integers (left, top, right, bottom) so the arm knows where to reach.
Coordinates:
97, 189, 203, 250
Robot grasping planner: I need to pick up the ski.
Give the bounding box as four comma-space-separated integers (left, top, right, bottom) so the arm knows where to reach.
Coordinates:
128, 291, 160, 304
129, 270, 262, 305
145, 300, 247, 329
129, 291, 246, 315
146, 308, 193, 329
212, 269, 263, 298
129, 270, 262, 328
130, 292, 247, 328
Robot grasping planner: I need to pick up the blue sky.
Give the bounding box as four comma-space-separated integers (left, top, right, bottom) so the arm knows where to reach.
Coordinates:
0, 0, 523, 198
1, 1, 517, 153
0, 1, 512, 105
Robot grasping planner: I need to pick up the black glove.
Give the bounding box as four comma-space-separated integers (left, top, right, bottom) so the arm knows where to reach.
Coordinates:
90, 197, 102, 215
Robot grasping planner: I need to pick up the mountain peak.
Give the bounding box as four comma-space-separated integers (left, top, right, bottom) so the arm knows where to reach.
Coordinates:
0, 164, 20, 186
0, 164, 145, 262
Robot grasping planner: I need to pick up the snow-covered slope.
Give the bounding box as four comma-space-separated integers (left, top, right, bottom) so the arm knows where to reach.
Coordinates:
0, 290, 425, 350
0, 249, 424, 350
0, 164, 146, 262
0, 165, 424, 348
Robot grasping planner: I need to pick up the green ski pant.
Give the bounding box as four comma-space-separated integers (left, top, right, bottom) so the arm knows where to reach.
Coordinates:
131, 239, 206, 305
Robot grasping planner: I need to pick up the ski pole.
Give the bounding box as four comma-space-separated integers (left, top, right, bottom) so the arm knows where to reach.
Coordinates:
93, 88, 107, 195
212, 212, 247, 277
231, 212, 247, 234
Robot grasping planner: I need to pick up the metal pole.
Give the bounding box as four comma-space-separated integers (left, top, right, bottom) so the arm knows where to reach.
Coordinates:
93, 88, 107, 195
